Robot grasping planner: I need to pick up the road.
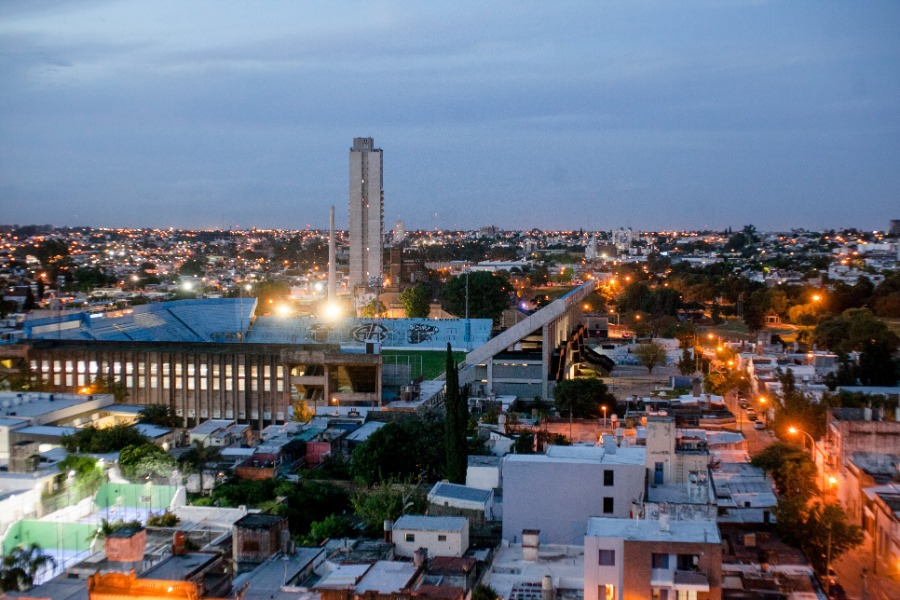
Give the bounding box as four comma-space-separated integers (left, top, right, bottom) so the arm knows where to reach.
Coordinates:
832, 545, 900, 600
725, 391, 775, 455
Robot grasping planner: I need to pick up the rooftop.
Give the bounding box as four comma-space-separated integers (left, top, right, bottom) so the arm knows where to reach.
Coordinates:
138, 552, 220, 581
586, 517, 721, 544
191, 419, 236, 435
235, 514, 285, 530
428, 482, 492, 504
482, 543, 584, 600
354, 560, 420, 593
503, 444, 645, 466
394, 515, 468, 533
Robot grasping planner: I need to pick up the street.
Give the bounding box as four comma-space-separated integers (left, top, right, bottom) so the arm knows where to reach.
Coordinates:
832, 545, 900, 600
725, 391, 775, 455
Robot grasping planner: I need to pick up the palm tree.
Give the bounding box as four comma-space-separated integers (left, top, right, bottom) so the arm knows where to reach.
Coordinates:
179, 440, 223, 495
0, 543, 57, 591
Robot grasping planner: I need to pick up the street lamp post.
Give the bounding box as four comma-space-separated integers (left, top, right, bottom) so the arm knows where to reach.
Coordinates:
601, 405, 608, 431
758, 397, 768, 429
789, 426, 824, 497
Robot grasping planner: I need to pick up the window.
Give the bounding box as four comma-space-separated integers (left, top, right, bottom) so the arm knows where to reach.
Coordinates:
598, 550, 615, 566
651, 589, 669, 600
600, 585, 615, 600
242, 540, 260, 552
677, 554, 699, 571
651, 553, 669, 569
438, 535, 447, 541
676, 592, 696, 600
604, 470, 614, 486
603, 497, 614, 514
405, 534, 415, 542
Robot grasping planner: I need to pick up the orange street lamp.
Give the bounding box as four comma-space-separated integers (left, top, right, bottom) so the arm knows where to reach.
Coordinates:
601, 405, 608, 429
813, 295, 821, 302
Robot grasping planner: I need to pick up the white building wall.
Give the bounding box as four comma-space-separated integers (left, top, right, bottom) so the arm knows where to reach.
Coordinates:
393, 527, 467, 558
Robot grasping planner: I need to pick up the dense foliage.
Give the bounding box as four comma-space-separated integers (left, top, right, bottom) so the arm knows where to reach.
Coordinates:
61, 425, 148, 454
553, 378, 617, 419
350, 419, 446, 485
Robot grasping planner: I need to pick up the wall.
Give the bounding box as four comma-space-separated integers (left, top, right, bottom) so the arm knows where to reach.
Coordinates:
502, 458, 645, 545
393, 527, 467, 558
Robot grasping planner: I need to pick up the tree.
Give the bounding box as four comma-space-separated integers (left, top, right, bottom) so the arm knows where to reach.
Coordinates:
22, 287, 35, 312
633, 341, 668, 374
677, 348, 697, 375
301, 514, 358, 546
472, 585, 500, 600
553, 378, 616, 419
351, 419, 446, 485
511, 430, 570, 454
350, 480, 427, 535
179, 440, 223, 495
57, 455, 104, 495
664, 322, 697, 348
61, 425, 148, 454
35, 278, 44, 300
400, 284, 432, 318
444, 343, 467, 484
0, 543, 56, 591
361, 299, 386, 318
751, 442, 818, 501
88, 375, 129, 403
119, 444, 178, 479
291, 399, 314, 423
774, 500, 863, 576
857, 338, 899, 386
178, 259, 205, 276
1, 365, 46, 392
137, 404, 183, 428
441, 271, 511, 325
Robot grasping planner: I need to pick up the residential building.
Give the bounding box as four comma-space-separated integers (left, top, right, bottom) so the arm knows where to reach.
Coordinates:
392, 515, 469, 558
349, 137, 384, 292
502, 444, 646, 545
584, 517, 722, 600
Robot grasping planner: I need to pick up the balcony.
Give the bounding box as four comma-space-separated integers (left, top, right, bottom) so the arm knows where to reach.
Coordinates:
673, 570, 710, 592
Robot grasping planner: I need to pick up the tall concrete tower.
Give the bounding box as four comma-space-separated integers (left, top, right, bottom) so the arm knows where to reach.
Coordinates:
349, 137, 384, 291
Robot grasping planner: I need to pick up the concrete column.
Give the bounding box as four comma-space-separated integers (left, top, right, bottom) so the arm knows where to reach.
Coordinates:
323, 364, 331, 412
487, 359, 494, 395
541, 324, 551, 401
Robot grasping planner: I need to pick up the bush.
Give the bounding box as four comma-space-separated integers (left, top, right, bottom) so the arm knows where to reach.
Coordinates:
147, 511, 180, 527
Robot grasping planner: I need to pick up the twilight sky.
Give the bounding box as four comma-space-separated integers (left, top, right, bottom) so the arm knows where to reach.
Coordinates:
1, 1, 899, 231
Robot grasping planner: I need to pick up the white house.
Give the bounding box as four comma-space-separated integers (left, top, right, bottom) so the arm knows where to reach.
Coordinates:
392, 515, 469, 558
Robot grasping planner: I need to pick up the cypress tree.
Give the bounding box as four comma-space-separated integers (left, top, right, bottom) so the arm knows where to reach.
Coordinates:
444, 343, 467, 483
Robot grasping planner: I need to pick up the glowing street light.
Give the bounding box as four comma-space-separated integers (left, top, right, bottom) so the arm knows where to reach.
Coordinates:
812, 295, 821, 302
601, 405, 608, 429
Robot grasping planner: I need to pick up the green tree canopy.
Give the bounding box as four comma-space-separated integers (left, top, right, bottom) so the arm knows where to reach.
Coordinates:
61, 425, 148, 454
774, 499, 863, 576
137, 405, 183, 428
441, 271, 511, 325
350, 480, 427, 535
553, 378, 616, 419
350, 419, 446, 485
119, 444, 177, 479
400, 284, 432, 318
633, 341, 668, 374
751, 442, 818, 501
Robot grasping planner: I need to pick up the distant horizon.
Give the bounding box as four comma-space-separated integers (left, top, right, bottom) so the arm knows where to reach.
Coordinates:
2, 2, 898, 230
2, 222, 896, 236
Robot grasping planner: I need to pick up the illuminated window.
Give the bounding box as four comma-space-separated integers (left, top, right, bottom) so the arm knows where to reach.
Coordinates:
600, 585, 614, 600
676, 592, 696, 600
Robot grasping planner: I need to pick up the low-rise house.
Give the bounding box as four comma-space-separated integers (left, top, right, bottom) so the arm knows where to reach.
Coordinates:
392, 515, 469, 558
585, 516, 722, 600
710, 462, 777, 524
189, 419, 251, 448
427, 482, 495, 526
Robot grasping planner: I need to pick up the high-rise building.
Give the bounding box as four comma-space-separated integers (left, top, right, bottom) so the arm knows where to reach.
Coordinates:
349, 137, 384, 291
890, 219, 900, 236
392, 218, 405, 245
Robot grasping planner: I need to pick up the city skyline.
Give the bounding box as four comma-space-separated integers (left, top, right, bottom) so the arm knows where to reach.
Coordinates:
1, 1, 899, 231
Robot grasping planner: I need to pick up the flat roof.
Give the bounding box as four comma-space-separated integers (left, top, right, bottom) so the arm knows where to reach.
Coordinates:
139, 552, 220, 581
191, 419, 235, 435
394, 515, 468, 532
354, 560, 419, 593
503, 444, 645, 466
231, 547, 324, 591
0, 392, 113, 420
586, 517, 721, 544
429, 482, 491, 504
15, 425, 77, 437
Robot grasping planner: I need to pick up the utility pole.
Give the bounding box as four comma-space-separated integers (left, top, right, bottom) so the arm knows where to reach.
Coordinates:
825, 523, 832, 596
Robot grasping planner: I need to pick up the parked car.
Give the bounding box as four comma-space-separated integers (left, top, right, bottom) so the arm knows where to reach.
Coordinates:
739, 401, 750, 409
746, 410, 757, 421
754, 421, 765, 430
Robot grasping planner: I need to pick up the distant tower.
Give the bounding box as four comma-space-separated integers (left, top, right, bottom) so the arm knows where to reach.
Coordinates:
890, 219, 900, 236
349, 138, 384, 291
393, 218, 406, 245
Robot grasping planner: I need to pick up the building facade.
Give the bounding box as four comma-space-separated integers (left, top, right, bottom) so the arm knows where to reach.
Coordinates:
349, 137, 384, 292
18, 340, 382, 430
